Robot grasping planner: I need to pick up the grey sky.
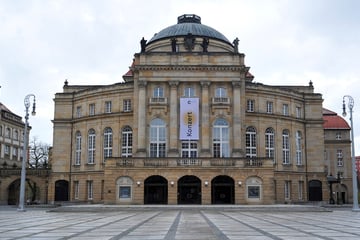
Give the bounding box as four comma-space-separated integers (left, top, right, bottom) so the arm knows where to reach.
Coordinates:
1, 0, 360, 155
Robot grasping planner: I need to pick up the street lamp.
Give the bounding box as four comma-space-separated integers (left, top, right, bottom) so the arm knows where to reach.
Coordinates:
342, 95, 359, 211
17, 94, 36, 212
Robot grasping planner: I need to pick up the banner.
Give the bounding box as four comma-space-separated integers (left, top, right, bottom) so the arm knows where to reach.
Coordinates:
180, 98, 199, 140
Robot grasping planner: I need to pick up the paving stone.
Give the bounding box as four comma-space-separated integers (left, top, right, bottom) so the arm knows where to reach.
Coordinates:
1, 205, 360, 239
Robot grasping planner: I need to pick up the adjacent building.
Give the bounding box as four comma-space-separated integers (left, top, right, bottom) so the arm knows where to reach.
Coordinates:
28, 14, 355, 205
323, 108, 353, 204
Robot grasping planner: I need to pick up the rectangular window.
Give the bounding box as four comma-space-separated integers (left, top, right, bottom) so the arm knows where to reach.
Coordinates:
105, 101, 112, 113
75, 134, 81, 165
181, 141, 198, 158
285, 181, 291, 200
88, 132, 95, 164
76, 106, 82, 118
89, 103, 95, 116
298, 181, 304, 200
4, 145, 10, 155
248, 186, 260, 199
296, 131, 302, 165
282, 132, 290, 164
87, 180, 93, 200
12, 147, 17, 157
296, 106, 301, 118
336, 132, 341, 140
121, 128, 133, 157
74, 181, 79, 200
184, 87, 195, 97
247, 99, 255, 112
119, 186, 131, 199
283, 104, 289, 116
265, 130, 275, 161
337, 150, 343, 166
266, 101, 273, 114
123, 99, 131, 112
150, 143, 166, 157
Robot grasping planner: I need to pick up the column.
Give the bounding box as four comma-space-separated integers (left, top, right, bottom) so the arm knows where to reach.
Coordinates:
232, 81, 242, 156
137, 80, 147, 156
200, 81, 211, 157
168, 81, 179, 157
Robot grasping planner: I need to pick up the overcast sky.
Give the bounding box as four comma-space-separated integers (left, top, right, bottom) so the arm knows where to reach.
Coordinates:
1, 0, 360, 156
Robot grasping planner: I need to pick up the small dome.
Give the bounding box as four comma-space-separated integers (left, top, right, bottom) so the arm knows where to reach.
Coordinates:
148, 14, 231, 45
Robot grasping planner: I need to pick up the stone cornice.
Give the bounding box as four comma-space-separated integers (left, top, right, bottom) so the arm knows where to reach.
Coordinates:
134, 65, 246, 72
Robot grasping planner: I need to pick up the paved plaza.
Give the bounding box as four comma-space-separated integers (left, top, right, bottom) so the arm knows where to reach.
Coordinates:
1, 205, 360, 240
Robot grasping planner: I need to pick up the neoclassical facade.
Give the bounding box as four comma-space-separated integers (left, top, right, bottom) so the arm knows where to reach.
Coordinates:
48, 14, 353, 205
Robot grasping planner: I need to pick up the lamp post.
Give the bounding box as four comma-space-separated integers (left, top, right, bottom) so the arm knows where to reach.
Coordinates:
17, 94, 36, 212
342, 95, 359, 211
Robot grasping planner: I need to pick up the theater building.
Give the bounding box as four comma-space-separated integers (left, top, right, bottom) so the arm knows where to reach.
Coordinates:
48, 14, 353, 205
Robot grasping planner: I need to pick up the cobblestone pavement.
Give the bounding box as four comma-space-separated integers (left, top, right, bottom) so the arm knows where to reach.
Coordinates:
1, 205, 360, 240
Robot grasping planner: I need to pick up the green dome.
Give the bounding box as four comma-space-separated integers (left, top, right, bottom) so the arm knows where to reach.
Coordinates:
148, 14, 231, 45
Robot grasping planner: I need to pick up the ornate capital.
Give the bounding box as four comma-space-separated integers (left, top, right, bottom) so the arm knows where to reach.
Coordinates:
138, 80, 147, 88
200, 81, 210, 89
232, 81, 242, 88
169, 81, 179, 88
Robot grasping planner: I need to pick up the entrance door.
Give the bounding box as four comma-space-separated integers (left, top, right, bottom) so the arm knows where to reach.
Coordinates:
55, 180, 69, 201
144, 175, 168, 204
308, 180, 322, 201
211, 175, 235, 204
7, 179, 20, 205
178, 175, 201, 204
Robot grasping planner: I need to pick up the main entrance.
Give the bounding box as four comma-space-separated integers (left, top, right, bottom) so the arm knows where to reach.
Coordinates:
211, 175, 235, 204
178, 175, 201, 204
308, 180, 323, 201
54, 180, 69, 201
144, 175, 168, 204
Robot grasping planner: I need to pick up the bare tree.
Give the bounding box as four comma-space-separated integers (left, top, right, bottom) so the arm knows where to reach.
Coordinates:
29, 136, 50, 169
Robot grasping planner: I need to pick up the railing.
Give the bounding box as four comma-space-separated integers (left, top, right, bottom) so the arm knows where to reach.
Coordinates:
0, 168, 51, 177
149, 97, 167, 104
212, 97, 230, 104
177, 158, 202, 166
245, 158, 263, 167
110, 157, 272, 168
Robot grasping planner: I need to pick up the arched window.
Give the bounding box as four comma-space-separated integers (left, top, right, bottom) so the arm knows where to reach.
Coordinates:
75, 131, 81, 165
212, 118, 229, 157
13, 130, 18, 140
296, 131, 302, 165
121, 126, 133, 157
117, 176, 133, 201
87, 129, 96, 164
215, 87, 226, 98
184, 87, 195, 97
246, 177, 262, 201
104, 127, 113, 159
265, 128, 275, 162
246, 127, 257, 157
282, 129, 290, 164
5, 127, 11, 138
153, 86, 164, 98
150, 118, 166, 157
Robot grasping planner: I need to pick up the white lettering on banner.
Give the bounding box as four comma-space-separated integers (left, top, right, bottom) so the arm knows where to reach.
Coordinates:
180, 98, 199, 140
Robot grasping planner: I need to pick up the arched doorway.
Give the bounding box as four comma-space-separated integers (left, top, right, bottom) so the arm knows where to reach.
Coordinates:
8, 178, 39, 205
178, 175, 201, 204
308, 180, 323, 201
211, 175, 234, 204
144, 175, 168, 204
7, 179, 20, 205
55, 180, 69, 201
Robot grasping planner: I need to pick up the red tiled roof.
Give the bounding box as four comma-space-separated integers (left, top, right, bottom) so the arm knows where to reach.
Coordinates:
123, 60, 135, 77
323, 114, 350, 129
